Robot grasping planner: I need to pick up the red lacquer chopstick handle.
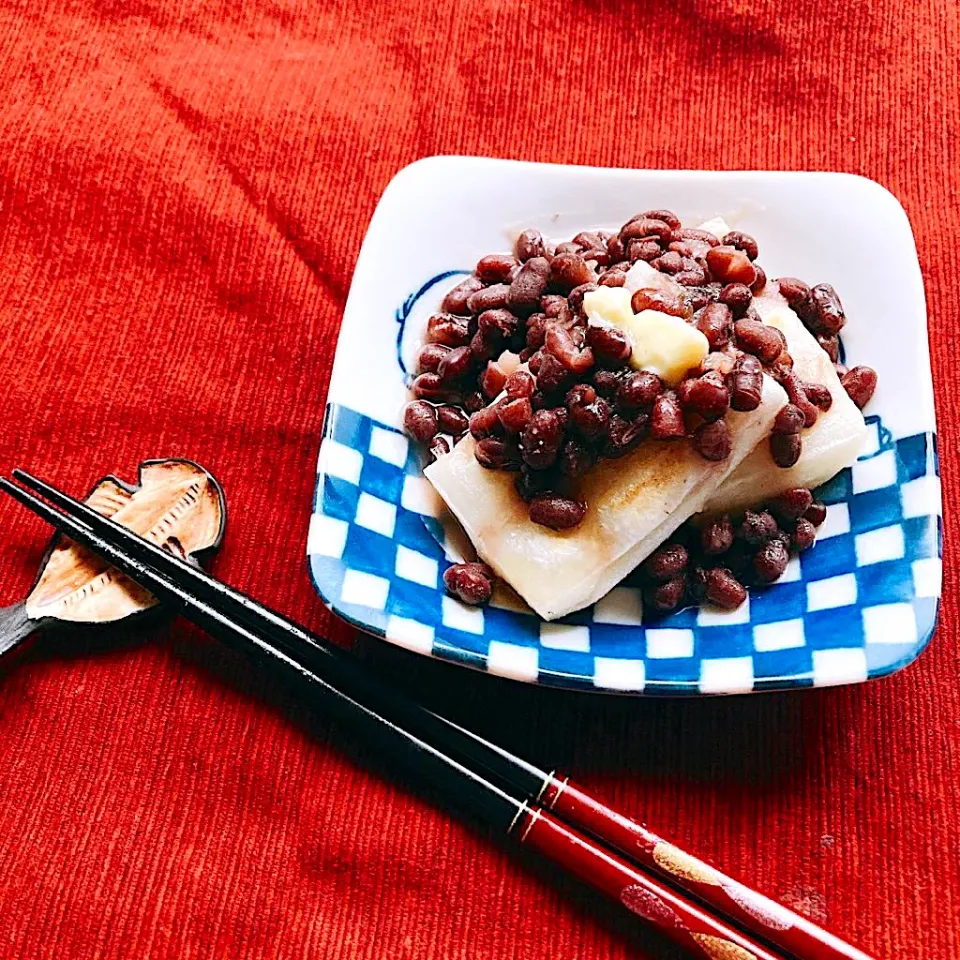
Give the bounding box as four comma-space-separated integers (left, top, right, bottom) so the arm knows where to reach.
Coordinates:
515, 806, 783, 960
541, 776, 875, 960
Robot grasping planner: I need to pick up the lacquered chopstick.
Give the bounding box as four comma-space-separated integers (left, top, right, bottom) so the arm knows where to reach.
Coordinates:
9, 470, 874, 960
0, 475, 789, 960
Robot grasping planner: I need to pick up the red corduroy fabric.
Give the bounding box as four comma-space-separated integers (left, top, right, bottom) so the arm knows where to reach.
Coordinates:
0, 1, 957, 957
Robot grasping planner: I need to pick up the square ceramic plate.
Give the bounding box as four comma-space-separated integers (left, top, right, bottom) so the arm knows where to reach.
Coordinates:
308, 157, 941, 695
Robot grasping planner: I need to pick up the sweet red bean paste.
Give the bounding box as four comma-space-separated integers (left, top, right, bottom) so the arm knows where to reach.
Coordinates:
403, 211, 877, 609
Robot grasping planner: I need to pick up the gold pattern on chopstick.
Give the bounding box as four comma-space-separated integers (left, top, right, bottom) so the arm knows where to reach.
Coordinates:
518, 807, 541, 843
691, 934, 756, 960
652, 842, 720, 885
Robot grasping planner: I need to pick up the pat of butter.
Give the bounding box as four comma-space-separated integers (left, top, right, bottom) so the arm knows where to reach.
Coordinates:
583, 288, 708, 385
582, 285, 635, 328
624, 310, 709, 383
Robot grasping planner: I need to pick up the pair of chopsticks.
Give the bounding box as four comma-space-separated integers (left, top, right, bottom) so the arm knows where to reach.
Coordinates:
0, 470, 874, 960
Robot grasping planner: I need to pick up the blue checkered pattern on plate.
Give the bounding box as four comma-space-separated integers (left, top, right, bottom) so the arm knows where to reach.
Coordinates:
308, 403, 941, 695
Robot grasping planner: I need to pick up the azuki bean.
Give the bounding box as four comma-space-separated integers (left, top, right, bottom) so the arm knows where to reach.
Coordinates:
693, 419, 731, 460
568, 283, 598, 313
413, 372, 459, 401
505, 370, 535, 398
840, 366, 878, 409
550, 252, 593, 291
779, 373, 819, 427
641, 209, 682, 230
508, 257, 552, 316
477, 308, 518, 342
525, 314, 548, 351
650, 393, 686, 438
734, 319, 784, 363
476, 254, 519, 283
466, 283, 511, 314
416, 342, 451, 374
520, 409, 565, 469
558, 438, 595, 479
770, 487, 814, 521
535, 353, 571, 395
480, 361, 508, 399
679, 228, 720, 247
650, 576, 687, 611
566, 384, 611, 442
680, 372, 730, 420
700, 351, 736, 377
443, 562, 493, 605
469, 330, 497, 363
750, 265, 767, 294
701, 514, 735, 555
498, 397, 533, 434
528, 495, 586, 530
592, 368, 622, 398
436, 404, 469, 437
729, 354, 764, 412
804, 501, 828, 526
675, 265, 708, 287
769, 349, 794, 380
437, 345, 474, 382
704, 568, 747, 609
602, 413, 648, 458
469, 403, 502, 440
606, 235, 626, 262
791, 518, 817, 551
695, 302, 733, 349
773, 403, 805, 434
516, 229, 546, 262
718, 283, 753, 318
776, 277, 812, 309
427, 435, 450, 463
643, 543, 689, 581
811, 283, 846, 335
441, 276, 484, 315
706, 245, 757, 285
586, 323, 632, 366
626, 238, 662, 262
738, 509, 779, 544
753, 539, 789, 583
617, 371, 662, 412
403, 400, 438, 442
597, 270, 626, 288
475, 437, 511, 469
620, 217, 672, 245
721, 231, 759, 261
631, 288, 692, 318
541, 294, 567, 318
426, 313, 471, 347
545, 324, 595, 374
650, 251, 683, 274
770, 432, 802, 467
803, 381, 833, 411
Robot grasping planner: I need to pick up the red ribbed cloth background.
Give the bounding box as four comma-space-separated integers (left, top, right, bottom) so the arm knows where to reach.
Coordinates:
0, 1, 957, 957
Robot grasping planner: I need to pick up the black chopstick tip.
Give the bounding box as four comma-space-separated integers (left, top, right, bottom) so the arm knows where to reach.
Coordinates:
12, 468, 43, 488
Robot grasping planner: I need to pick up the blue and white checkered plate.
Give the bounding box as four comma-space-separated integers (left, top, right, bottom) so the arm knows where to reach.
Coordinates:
309, 158, 941, 695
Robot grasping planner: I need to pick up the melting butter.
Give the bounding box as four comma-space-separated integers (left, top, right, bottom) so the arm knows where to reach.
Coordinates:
583, 287, 708, 385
